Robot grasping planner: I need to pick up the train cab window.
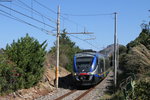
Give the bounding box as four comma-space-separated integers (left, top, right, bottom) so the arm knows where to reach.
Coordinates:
76, 57, 93, 72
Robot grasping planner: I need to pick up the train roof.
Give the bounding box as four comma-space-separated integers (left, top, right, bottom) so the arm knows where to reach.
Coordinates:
75, 51, 105, 58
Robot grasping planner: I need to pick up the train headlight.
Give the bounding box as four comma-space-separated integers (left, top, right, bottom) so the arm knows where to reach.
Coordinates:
88, 72, 93, 75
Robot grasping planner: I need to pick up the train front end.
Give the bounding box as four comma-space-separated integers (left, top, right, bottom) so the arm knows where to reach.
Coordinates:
72, 52, 99, 86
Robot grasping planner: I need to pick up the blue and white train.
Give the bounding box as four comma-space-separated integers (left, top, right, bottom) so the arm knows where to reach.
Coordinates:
72, 50, 110, 86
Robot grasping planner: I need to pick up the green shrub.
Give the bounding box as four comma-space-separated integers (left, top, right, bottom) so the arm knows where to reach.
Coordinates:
0, 53, 22, 94
133, 80, 150, 100
0, 34, 47, 95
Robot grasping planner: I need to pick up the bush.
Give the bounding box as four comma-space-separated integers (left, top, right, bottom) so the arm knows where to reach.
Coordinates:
0, 34, 47, 94
133, 80, 150, 100
0, 53, 24, 94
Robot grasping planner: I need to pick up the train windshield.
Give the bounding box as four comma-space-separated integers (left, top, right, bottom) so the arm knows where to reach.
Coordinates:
76, 57, 93, 72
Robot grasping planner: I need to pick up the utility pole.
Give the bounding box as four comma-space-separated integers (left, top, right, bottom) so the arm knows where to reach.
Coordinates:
54, 6, 93, 89
117, 39, 119, 69
114, 12, 117, 89
55, 5, 60, 89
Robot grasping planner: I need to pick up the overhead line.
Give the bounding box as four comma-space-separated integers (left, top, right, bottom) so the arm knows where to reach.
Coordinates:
60, 15, 86, 31
60, 12, 113, 29
16, 0, 56, 23
61, 13, 114, 16
33, 0, 57, 14
68, 34, 100, 50
0, 3, 56, 29
0, 9, 50, 34
31, 0, 86, 31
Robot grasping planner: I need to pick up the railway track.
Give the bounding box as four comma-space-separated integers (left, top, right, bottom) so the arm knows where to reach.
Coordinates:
54, 90, 77, 100
54, 86, 96, 100
36, 71, 114, 100
74, 86, 96, 100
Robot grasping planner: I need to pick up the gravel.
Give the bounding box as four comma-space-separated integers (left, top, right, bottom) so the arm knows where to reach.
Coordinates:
81, 71, 114, 100
35, 71, 114, 100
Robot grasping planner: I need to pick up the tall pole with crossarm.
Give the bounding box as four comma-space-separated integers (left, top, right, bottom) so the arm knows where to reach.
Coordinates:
55, 5, 60, 89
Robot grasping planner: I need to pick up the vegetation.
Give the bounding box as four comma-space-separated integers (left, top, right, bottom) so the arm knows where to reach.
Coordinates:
0, 34, 47, 95
113, 23, 150, 100
49, 30, 81, 72
120, 23, 150, 74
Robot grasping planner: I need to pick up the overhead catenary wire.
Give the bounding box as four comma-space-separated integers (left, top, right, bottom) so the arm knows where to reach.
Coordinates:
31, 0, 87, 33
0, 3, 56, 29
32, 0, 86, 30
0, 9, 50, 34
0, 0, 107, 51
12, 2, 46, 27
61, 13, 114, 16
60, 12, 114, 33
16, 0, 56, 23
32, 0, 77, 30
33, 0, 57, 14
11, 3, 42, 17
60, 15, 85, 28
68, 34, 100, 50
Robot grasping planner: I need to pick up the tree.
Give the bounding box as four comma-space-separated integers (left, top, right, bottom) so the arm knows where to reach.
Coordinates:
49, 30, 81, 71
4, 34, 47, 89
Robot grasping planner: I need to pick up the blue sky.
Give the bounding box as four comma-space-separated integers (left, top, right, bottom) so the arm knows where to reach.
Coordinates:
0, 0, 150, 51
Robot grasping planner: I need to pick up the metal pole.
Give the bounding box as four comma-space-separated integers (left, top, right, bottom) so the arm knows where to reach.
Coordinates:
114, 12, 117, 89
56, 5, 60, 89
117, 39, 119, 69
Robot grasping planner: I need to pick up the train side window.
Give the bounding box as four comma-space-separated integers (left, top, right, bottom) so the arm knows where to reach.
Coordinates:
105, 58, 110, 70
100, 58, 104, 72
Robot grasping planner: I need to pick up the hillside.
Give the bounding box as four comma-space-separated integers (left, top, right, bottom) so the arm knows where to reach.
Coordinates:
112, 27, 150, 99
120, 28, 150, 74
121, 43, 150, 74
99, 44, 123, 57
99, 44, 114, 56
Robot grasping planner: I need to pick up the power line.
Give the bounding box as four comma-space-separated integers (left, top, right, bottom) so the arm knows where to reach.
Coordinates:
61, 15, 84, 27
16, 0, 56, 23
34, 0, 85, 28
0, 3, 56, 29
11, 2, 47, 27
61, 13, 114, 16
60, 15, 88, 35
30, 0, 87, 33
68, 34, 100, 50
60, 12, 113, 31
0, 9, 50, 34
33, 0, 57, 14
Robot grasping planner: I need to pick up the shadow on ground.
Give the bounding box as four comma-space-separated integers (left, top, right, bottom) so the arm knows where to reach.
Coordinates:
58, 74, 74, 89
58, 74, 93, 90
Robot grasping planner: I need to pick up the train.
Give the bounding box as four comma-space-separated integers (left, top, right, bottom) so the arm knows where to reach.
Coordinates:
72, 50, 111, 86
